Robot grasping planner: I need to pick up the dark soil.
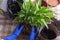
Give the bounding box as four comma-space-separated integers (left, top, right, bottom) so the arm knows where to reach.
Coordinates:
40, 27, 57, 39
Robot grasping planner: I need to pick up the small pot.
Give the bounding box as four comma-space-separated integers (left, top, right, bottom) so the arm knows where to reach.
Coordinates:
39, 23, 58, 40
44, 0, 58, 6
6, 0, 23, 19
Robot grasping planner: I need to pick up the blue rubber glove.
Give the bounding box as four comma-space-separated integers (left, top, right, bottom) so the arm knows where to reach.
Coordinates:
4, 24, 24, 40
29, 26, 39, 40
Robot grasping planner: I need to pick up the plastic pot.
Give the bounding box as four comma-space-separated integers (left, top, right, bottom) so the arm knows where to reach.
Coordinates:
4, 0, 23, 20
39, 23, 58, 40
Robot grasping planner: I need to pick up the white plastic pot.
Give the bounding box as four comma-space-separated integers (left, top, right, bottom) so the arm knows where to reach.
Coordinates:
0, 0, 8, 12
51, 4, 60, 20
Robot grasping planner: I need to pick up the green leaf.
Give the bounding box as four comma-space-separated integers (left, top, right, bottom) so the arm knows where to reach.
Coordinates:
15, 0, 55, 29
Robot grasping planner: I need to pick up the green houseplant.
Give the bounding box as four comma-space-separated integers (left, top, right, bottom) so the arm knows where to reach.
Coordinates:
15, 0, 55, 29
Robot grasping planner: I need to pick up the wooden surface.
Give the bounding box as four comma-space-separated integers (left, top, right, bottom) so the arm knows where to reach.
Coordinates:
0, 14, 18, 39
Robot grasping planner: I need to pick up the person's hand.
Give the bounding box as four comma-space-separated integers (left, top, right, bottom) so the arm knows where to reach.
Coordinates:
4, 24, 24, 40
29, 26, 39, 40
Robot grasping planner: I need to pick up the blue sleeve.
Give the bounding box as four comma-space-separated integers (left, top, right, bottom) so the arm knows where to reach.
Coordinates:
4, 24, 24, 40
12, 24, 24, 36
29, 26, 39, 40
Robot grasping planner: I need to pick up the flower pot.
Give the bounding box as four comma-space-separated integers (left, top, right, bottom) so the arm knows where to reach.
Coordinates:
7, 0, 21, 19
0, 0, 8, 12
44, 0, 58, 6
39, 23, 58, 40
26, 0, 58, 7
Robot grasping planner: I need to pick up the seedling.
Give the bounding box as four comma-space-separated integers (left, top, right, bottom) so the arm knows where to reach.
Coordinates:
15, 0, 55, 29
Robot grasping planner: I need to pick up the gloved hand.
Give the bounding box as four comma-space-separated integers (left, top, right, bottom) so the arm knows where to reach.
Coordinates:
4, 24, 24, 40
29, 26, 39, 40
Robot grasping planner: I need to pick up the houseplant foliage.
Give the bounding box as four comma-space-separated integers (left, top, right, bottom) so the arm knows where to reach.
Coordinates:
15, 0, 55, 28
